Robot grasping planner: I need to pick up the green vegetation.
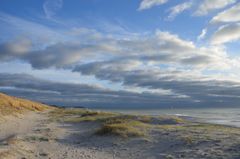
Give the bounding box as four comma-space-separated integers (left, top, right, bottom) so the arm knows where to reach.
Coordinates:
158, 115, 185, 124
96, 120, 148, 137
96, 115, 152, 137
51, 108, 240, 145
49, 108, 117, 122
49, 108, 185, 138
97, 123, 143, 137
50, 108, 240, 144
65, 111, 117, 122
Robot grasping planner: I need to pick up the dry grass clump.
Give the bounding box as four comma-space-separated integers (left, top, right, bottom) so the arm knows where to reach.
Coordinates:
102, 115, 153, 124
49, 108, 117, 122
96, 115, 186, 138
69, 111, 117, 122
51, 108, 88, 115
0, 93, 50, 116
96, 115, 152, 138
49, 108, 87, 119
182, 135, 193, 145
157, 116, 184, 125
96, 120, 148, 138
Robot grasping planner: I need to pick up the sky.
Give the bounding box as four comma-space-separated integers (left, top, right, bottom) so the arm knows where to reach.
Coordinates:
0, 0, 240, 108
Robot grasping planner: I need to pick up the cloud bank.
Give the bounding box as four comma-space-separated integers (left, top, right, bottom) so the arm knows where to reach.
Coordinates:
211, 3, 240, 24
0, 24, 240, 107
0, 73, 194, 108
1, 0, 240, 108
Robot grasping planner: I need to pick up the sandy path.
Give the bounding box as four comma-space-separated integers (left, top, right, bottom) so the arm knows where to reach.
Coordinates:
0, 112, 43, 141
0, 112, 120, 159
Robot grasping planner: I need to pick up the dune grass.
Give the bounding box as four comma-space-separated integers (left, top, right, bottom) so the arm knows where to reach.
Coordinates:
49, 108, 185, 138
49, 108, 151, 137
65, 111, 117, 122
49, 107, 240, 148
49, 108, 117, 122
157, 115, 185, 124
96, 118, 150, 138
96, 115, 183, 138
49, 108, 89, 120
50, 109, 200, 142
0, 93, 50, 116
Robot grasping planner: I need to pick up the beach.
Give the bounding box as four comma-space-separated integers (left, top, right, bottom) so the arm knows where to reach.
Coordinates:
1, 107, 240, 159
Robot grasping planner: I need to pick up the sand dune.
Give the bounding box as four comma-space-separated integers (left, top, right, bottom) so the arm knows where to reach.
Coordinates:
0, 93, 49, 117
1, 94, 240, 159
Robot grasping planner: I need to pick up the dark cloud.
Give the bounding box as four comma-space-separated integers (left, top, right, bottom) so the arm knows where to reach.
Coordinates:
0, 73, 196, 108
180, 55, 213, 65
1, 72, 240, 108
0, 38, 31, 61
73, 60, 240, 107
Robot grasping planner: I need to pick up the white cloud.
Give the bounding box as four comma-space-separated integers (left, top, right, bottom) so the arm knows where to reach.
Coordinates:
154, 30, 195, 52
198, 28, 207, 40
43, 0, 63, 19
138, 0, 168, 11
211, 23, 240, 45
167, 1, 193, 20
194, 0, 236, 16
211, 2, 240, 24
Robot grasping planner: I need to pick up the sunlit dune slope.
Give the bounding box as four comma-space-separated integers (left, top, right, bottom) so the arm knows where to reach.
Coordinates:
0, 93, 50, 116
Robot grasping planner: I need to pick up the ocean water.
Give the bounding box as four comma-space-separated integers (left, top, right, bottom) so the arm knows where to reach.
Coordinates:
93, 108, 240, 127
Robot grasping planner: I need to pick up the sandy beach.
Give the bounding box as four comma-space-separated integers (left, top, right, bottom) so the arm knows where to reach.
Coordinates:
1, 0, 240, 158
1, 107, 240, 159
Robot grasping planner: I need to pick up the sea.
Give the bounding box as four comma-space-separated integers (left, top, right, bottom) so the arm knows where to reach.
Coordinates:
92, 107, 240, 127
